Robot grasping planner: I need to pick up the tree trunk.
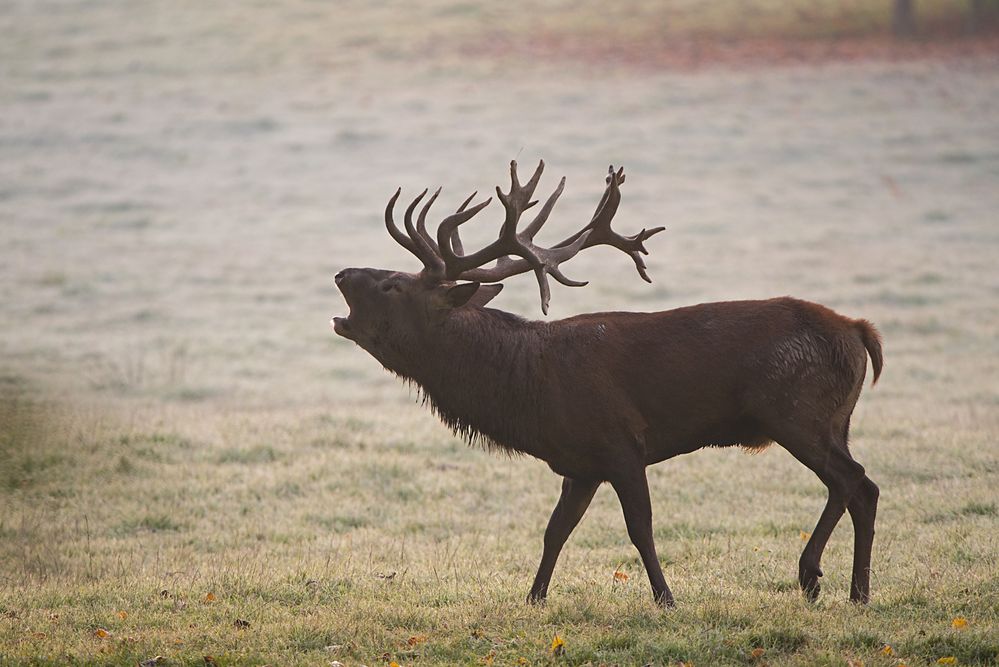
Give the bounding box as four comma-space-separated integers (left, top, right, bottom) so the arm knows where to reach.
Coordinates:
893, 0, 916, 37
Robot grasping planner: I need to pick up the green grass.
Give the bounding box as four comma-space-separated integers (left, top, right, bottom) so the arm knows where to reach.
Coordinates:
1, 395, 996, 666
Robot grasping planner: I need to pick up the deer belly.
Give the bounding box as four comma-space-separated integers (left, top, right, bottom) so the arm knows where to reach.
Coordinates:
643, 415, 770, 465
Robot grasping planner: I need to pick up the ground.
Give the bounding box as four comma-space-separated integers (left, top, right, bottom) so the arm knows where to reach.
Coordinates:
1, 1, 998, 665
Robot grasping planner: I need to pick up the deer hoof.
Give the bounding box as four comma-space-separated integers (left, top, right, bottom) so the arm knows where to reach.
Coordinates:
849, 586, 871, 605
802, 579, 821, 602
526, 592, 547, 606
799, 568, 823, 601
654, 590, 676, 609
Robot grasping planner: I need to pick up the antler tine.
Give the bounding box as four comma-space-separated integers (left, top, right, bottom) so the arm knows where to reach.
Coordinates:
416, 187, 443, 256
450, 191, 478, 255
556, 165, 665, 283
496, 160, 543, 235
530, 231, 592, 314
436, 196, 495, 277
457, 192, 478, 212
522, 176, 566, 240
385, 188, 420, 256
403, 189, 445, 275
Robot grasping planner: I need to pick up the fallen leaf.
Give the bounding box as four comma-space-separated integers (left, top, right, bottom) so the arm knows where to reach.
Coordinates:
613, 568, 630, 583
550, 634, 565, 656
951, 617, 968, 630
388, 662, 400, 667
139, 656, 165, 667
94, 628, 110, 639
117, 610, 128, 620
936, 658, 957, 665
407, 635, 427, 647
881, 644, 894, 655
750, 647, 765, 659
800, 530, 811, 541
234, 618, 250, 629
204, 656, 218, 666
204, 592, 216, 603
881, 174, 903, 199
517, 659, 528, 666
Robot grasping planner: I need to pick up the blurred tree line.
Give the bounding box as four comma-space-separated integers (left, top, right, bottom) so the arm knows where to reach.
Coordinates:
893, 0, 999, 36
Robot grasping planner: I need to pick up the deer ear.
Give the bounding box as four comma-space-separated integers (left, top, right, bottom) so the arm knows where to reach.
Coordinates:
465, 283, 503, 308
444, 282, 503, 309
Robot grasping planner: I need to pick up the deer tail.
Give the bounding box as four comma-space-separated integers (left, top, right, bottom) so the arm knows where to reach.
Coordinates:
855, 319, 883, 386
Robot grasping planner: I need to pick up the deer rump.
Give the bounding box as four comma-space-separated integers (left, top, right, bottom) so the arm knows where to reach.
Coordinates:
332, 160, 883, 608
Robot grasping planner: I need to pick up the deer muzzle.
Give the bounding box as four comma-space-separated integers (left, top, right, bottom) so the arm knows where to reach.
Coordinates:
331, 269, 356, 339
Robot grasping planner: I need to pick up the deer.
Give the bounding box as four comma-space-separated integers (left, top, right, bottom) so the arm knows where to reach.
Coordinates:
331, 160, 883, 607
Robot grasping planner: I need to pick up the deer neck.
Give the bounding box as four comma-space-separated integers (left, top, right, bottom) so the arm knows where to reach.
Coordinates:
410, 307, 547, 454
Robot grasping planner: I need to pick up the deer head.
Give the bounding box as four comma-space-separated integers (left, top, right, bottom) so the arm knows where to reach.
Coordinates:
331, 161, 664, 367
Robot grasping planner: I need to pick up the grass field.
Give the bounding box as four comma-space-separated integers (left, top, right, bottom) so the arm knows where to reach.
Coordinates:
2, 1, 998, 665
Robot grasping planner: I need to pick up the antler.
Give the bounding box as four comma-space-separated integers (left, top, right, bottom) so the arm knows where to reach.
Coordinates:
383, 160, 665, 314
436, 161, 597, 314
557, 165, 665, 283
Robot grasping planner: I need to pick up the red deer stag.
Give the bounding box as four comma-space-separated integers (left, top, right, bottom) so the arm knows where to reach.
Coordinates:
331, 161, 883, 607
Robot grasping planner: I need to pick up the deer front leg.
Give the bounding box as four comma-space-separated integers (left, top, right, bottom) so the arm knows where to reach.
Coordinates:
527, 476, 599, 604
611, 468, 675, 607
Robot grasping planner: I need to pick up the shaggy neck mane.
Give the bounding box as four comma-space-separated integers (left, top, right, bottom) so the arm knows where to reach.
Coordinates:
404, 307, 547, 455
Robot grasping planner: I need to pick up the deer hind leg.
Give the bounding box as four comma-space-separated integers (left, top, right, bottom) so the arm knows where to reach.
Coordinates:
797, 483, 847, 602
777, 427, 868, 602
610, 467, 674, 607
847, 474, 879, 603
528, 476, 599, 604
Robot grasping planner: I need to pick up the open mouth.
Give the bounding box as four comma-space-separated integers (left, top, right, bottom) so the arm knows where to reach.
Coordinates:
332, 271, 356, 339
331, 315, 350, 336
